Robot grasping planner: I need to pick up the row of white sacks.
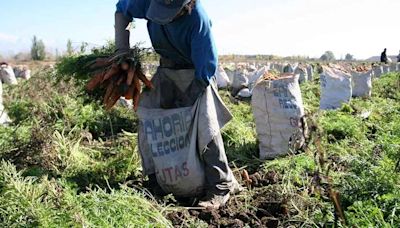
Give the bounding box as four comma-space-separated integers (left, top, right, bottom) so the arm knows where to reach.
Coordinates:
248, 64, 397, 160
0, 63, 31, 85
216, 63, 315, 97
216, 62, 400, 98
0, 63, 31, 125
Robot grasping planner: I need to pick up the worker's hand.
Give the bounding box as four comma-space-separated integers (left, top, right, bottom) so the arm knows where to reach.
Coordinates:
115, 12, 131, 54
195, 77, 209, 90
186, 77, 209, 100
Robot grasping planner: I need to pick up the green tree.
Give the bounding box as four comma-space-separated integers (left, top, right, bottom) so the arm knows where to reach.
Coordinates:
79, 42, 89, 54
320, 51, 336, 61
66, 39, 74, 56
31, 36, 46, 61
345, 53, 355, 61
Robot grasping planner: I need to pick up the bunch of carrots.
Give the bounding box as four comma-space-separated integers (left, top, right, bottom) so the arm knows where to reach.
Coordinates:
263, 71, 280, 81
354, 64, 370, 72
86, 51, 154, 111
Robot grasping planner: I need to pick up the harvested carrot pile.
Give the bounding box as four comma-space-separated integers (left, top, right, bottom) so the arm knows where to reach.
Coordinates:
263, 71, 280, 80
86, 49, 154, 111
353, 65, 371, 72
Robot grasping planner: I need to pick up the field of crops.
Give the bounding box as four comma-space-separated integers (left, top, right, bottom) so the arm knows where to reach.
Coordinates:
0, 60, 399, 227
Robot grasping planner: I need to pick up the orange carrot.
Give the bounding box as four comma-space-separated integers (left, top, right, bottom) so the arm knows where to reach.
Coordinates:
127, 67, 135, 86
136, 70, 154, 89
132, 76, 141, 111
86, 72, 105, 91
103, 64, 120, 82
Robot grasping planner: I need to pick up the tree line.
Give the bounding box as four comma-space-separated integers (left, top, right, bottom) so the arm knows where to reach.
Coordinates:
10, 35, 357, 62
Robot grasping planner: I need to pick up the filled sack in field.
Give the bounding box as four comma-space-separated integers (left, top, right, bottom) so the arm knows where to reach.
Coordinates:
137, 69, 234, 197
248, 66, 267, 91
215, 66, 230, 89
320, 66, 352, 110
14, 65, 31, 80
138, 106, 205, 197
390, 63, 398, 72
351, 71, 372, 98
252, 73, 306, 160
372, 66, 383, 78
271, 63, 283, 73
0, 64, 18, 85
0, 81, 3, 104
237, 88, 252, 98
382, 65, 390, 74
247, 64, 257, 73
294, 65, 308, 84
306, 65, 314, 81
283, 64, 294, 73
0, 104, 11, 125
231, 69, 249, 96
224, 68, 235, 84
118, 97, 134, 109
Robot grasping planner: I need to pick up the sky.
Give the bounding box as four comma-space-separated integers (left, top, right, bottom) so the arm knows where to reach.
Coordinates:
0, 0, 399, 60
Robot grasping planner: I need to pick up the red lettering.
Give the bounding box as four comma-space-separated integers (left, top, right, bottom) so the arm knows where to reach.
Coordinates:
175, 165, 182, 181
158, 169, 166, 183
164, 167, 174, 183
182, 162, 190, 177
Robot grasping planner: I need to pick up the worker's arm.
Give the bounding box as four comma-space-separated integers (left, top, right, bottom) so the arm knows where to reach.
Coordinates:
115, 0, 149, 53
114, 12, 131, 53
190, 10, 218, 85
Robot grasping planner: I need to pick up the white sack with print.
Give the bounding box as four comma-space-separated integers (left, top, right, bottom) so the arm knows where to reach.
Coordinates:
0, 65, 18, 85
215, 66, 230, 89
351, 71, 372, 98
138, 106, 205, 197
252, 74, 306, 160
320, 67, 352, 110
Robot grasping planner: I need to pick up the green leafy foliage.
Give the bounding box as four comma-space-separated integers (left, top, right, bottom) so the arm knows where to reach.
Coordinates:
31, 36, 46, 61
0, 161, 170, 227
0, 58, 399, 227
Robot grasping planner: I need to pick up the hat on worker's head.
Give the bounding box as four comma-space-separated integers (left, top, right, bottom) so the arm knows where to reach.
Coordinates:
146, 0, 191, 25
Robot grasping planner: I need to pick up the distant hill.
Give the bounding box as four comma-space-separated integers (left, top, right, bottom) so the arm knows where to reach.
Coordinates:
365, 55, 398, 62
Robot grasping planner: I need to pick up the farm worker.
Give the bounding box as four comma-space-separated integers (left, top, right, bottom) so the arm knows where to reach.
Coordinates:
380, 48, 388, 64
115, 0, 241, 209
397, 50, 400, 63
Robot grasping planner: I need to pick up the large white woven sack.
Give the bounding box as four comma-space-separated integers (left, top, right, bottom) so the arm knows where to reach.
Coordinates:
252, 74, 306, 160
15, 66, 32, 80
138, 106, 206, 197
232, 69, 249, 91
0, 65, 18, 85
283, 64, 294, 73
372, 66, 383, 78
351, 71, 373, 98
271, 63, 283, 73
0, 81, 2, 104
0, 104, 11, 125
382, 65, 390, 74
237, 88, 252, 98
215, 66, 230, 89
320, 67, 352, 110
390, 63, 398, 72
248, 66, 267, 92
224, 68, 235, 84
294, 66, 308, 84
306, 65, 313, 81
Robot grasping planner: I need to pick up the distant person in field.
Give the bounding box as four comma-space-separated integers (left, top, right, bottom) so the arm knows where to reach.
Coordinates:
381, 48, 388, 64
397, 50, 400, 63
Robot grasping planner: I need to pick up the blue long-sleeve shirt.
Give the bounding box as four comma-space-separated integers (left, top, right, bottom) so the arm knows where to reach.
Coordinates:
116, 0, 218, 83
